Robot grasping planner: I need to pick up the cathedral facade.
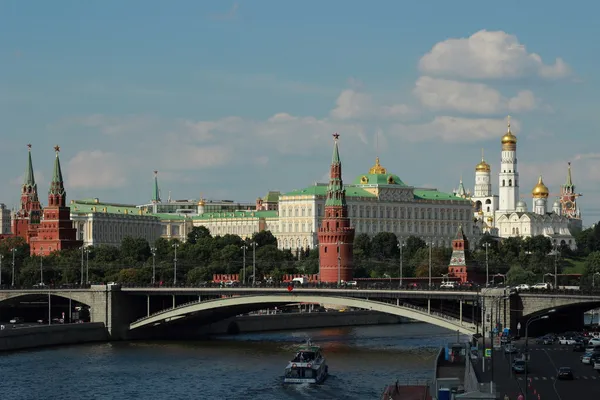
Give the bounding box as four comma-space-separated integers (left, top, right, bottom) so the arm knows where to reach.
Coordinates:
466, 118, 579, 249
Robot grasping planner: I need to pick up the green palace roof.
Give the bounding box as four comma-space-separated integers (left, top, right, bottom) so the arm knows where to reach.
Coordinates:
192, 210, 278, 220
283, 185, 376, 198
70, 199, 148, 215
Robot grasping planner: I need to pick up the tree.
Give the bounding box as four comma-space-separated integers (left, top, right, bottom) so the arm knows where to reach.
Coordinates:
353, 233, 371, 259
371, 232, 399, 260
404, 236, 426, 259
506, 265, 535, 285
120, 237, 151, 263
187, 226, 211, 244
251, 230, 278, 248
584, 251, 600, 275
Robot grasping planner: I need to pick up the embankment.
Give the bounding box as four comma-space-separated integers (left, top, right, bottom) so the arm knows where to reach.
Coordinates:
0, 322, 108, 352
200, 310, 408, 335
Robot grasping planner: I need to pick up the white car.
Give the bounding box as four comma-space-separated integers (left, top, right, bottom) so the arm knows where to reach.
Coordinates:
588, 338, 600, 346
440, 281, 457, 288
514, 284, 530, 291
531, 282, 552, 290
559, 337, 577, 345
581, 352, 593, 364
595, 361, 600, 371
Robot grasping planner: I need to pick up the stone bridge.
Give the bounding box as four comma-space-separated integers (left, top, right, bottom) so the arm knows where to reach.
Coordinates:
1, 286, 598, 340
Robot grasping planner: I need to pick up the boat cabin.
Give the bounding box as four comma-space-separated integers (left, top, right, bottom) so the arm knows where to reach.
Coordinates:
292, 348, 321, 363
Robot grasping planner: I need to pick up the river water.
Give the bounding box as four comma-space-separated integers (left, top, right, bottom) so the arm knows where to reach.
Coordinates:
0, 323, 464, 400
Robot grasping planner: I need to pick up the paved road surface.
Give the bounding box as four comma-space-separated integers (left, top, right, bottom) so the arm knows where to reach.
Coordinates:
484, 341, 600, 399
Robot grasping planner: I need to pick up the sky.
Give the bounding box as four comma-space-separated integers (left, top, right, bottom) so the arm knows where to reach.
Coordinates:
2, 1, 600, 224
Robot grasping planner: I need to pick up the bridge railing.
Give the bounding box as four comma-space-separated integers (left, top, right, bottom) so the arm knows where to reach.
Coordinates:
0, 284, 92, 290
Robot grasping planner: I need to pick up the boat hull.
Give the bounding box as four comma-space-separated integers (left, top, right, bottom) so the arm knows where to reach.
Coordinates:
283, 368, 328, 384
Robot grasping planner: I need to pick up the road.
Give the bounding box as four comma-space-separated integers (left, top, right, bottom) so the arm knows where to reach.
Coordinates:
489, 341, 600, 399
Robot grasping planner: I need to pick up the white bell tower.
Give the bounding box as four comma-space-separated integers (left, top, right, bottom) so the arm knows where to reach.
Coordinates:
498, 117, 519, 212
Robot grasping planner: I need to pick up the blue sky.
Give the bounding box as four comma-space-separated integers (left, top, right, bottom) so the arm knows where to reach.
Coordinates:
2, 1, 600, 223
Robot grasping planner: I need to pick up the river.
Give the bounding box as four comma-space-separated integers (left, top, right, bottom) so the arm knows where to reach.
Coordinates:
0, 323, 464, 400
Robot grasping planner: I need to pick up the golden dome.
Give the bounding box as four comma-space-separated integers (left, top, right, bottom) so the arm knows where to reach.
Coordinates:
476, 159, 490, 172
531, 175, 549, 198
369, 157, 387, 175
501, 116, 517, 147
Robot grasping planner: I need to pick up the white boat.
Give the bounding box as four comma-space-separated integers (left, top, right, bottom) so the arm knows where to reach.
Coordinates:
283, 339, 328, 384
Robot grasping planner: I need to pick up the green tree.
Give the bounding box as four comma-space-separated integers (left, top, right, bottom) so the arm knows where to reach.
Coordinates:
353, 233, 371, 259
404, 236, 426, 259
506, 265, 535, 285
371, 232, 399, 260
584, 251, 600, 275
187, 226, 211, 244
251, 230, 278, 248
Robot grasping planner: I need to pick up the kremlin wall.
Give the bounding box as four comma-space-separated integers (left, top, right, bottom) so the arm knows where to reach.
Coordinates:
0, 118, 583, 283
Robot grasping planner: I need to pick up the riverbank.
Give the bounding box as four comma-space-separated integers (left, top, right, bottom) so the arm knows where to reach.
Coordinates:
0, 322, 107, 352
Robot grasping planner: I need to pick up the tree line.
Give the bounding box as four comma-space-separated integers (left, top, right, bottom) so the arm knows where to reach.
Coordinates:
1, 223, 600, 287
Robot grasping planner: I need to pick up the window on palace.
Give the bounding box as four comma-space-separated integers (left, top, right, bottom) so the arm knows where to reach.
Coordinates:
366, 208, 370, 218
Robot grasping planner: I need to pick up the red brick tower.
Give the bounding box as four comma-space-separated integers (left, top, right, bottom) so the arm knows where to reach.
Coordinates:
12, 144, 42, 243
318, 133, 355, 283
29, 146, 82, 256
448, 225, 469, 283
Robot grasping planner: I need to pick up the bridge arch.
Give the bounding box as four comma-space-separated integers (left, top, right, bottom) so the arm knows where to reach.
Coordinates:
130, 294, 477, 335
0, 291, 94, 308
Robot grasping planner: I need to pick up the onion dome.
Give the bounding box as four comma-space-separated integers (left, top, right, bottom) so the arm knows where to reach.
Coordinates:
476, 158, 491, 173
501, 117, 517, 150
531, 176, 549, 198
369, 157, 387, 175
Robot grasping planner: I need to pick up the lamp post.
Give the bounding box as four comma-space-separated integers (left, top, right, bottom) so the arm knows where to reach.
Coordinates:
483, 243, 491, 287
80, 246, 85, 286
241, 244, 248, 284
251, 242, 258, 286
398, 241, 405, 288
0, 254, 3, 287
85, 248, 90, 284
428, 241, 433, 288
11, 248, 16, 286
553, 245, 559, 289
172, 242, 179, 285
524, 310, 555, 400
39, 247, 44, 285
337, 241, 342, 286
150, 246, 156, 284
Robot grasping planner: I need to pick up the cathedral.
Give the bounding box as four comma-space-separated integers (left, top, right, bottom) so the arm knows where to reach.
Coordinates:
459, 118, 580, 249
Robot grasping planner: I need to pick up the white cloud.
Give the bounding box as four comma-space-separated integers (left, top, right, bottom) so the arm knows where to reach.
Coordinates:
329, 89, 414, 120
10, 170, 45, 188
391, 116, 520, 143
413, 76, 538, 114
66, 151, 128, 189
419, 30, 571, 80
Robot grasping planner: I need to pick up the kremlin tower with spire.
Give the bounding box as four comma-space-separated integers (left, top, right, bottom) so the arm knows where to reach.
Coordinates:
318, 133, 355, 283
29, 146, 82, 256
12, 144, 42, 242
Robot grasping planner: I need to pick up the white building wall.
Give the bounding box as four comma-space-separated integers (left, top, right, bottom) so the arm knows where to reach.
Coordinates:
0, 203, 11, 234
498, 149, 519, 212
71, 212, 162, 247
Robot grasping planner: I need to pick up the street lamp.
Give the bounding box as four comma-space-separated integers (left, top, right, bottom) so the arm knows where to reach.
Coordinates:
483, 242, 491, 287
524, 310, 555, 400
241, 244, 248, 284
398, 241, 405, 288
80, 246, 85, 286
85, 248, 90, 284
172, 242, 179, 285
0, 254, 3, 287
251, 242, 258, 286
150, 246, 156, 284
11, 248, 16, 286
337, 241, 342, 286
39, 247, 44, 285
428, 241, 433, 288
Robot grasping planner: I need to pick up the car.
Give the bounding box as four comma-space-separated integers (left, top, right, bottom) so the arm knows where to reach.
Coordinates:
595, 361, 600, 371
559, 337, 577, 345
504, 344, 518, 354
589, 353, 600, 365
557, 367, 574, 380
573, 342, 586, 352
514, 284, 530, 291
440, 281, 457, 289
9, 317, 23, 324
512, 360, 527, 373
581, 351, 600, 364
531, 282, 552, 290
588, 338, 600, 346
